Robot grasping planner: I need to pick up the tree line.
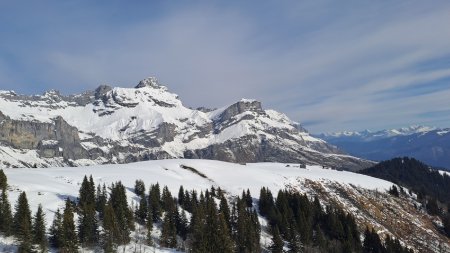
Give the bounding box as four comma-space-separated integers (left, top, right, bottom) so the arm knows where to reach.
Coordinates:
361, 157, 450, 238
259, 187, 413, 253
1, 169, 413, 252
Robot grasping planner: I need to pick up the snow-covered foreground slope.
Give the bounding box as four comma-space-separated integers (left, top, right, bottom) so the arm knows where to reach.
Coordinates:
3, 159, 391, 223
2, 159, 449, 252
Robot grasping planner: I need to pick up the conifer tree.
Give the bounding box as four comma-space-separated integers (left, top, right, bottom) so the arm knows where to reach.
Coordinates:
49, 208, 63, 249
0, 188, 13, 235
363, 227, 383, 253
61, 198, 78, 253
79, 175, 95, 208
270, 225, 284, 253
161, 186, 173, 211
102, 203, 120, 253
96, 183, 107, 219
134, 179, 146, 197
136, 195, 148, 224
313, 225, 326, 249
444, 213, 450, 237
32, 204, 48, 253
109, 181, 134, 244
219, 195, 231, 232
148, 183, 162, 222
215, 212, 234, 253
160, 203, 177, 248
388, 185, 400, 197
78, 175, 99, 248
189, 202, 207, 253
177, 209, 189, 240
146, 208, 154, 246
0, 169, 7, 191
13, 192, 33, 252
287, 223, 302, 253
235, 197, 261, 253
178, 185, 185, 206
78, 202, 98, 247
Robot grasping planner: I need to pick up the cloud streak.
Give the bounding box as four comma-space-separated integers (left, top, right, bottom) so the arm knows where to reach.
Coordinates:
0, 1, 450, 133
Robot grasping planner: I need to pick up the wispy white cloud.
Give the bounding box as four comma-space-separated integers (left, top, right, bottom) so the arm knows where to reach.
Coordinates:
1, 1, 450, 132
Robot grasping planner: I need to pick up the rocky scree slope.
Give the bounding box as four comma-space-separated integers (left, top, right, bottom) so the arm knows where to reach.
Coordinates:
0, 77, 371, 170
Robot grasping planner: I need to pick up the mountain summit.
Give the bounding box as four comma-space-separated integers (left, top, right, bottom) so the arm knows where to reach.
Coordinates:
0, 77, 371, 170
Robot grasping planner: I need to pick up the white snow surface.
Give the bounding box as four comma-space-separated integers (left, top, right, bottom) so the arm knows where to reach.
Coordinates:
0, 77, 325, 160
3, 159, 393, 224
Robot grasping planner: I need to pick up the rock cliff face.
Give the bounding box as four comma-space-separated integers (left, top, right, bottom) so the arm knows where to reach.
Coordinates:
0, 77, 372, 170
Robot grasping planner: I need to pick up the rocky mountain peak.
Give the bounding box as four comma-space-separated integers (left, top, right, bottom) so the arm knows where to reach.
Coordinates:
42, 89, 62, 98
215, 99, 263, 122
94, 85, 113, 99
135, 77, 162, 89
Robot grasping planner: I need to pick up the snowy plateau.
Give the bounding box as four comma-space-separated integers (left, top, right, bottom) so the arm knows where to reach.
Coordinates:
1, 159, 449, 252
0, 77, 371, 171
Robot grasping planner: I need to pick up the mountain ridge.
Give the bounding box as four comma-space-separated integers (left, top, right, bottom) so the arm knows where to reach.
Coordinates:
317, 126, 450, 169
0, 77, 372, 170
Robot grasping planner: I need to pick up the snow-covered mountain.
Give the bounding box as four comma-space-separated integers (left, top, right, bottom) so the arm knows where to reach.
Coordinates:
0, 77, 371, 170
317, 126, 450, 169
1, 160, 448, 252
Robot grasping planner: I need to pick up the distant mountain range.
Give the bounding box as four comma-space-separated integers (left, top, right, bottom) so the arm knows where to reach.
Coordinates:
317, 126, 450, 169
0, 77, 370, 170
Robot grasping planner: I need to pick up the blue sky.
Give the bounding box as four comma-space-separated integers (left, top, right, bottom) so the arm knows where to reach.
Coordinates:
1, 1, 450, 133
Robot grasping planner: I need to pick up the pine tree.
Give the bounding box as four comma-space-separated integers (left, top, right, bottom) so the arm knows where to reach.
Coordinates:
444, 213, 450, 237
134, 179, 146, 197
146, 208, 154, 246
49, 208, 63, 249
79, 175, 95, 208
96, 183, 107, 219
102, 203, 120, 253
388, 185, 400, 197
160, 204, 177, 248
313, 225, 326, 249
177, 209, 189, 240
61, 198, 79, 253
148, 183, 162, 222
270, 225, 284, 253
189, 202, 207, 253
426, 198, 440, 215
219, 195, 231, 232
13, 192, 33, 253
363, 227, 383, 253
178, 185, 185, 207
78, 175, 99, 248
32, 204, 48, 252
78, 202, 98, 248
161, 186, 174, 211
136, 195, 148, 224
0, 188, 13, 235
287, 223, 302, 253
0, 169, 7, 191
215, 212, 234, 253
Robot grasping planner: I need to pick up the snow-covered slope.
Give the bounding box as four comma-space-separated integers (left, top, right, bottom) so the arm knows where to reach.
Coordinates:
2, 159, 448, 252
318, 125, 450, 169
0, 77, 371, 170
